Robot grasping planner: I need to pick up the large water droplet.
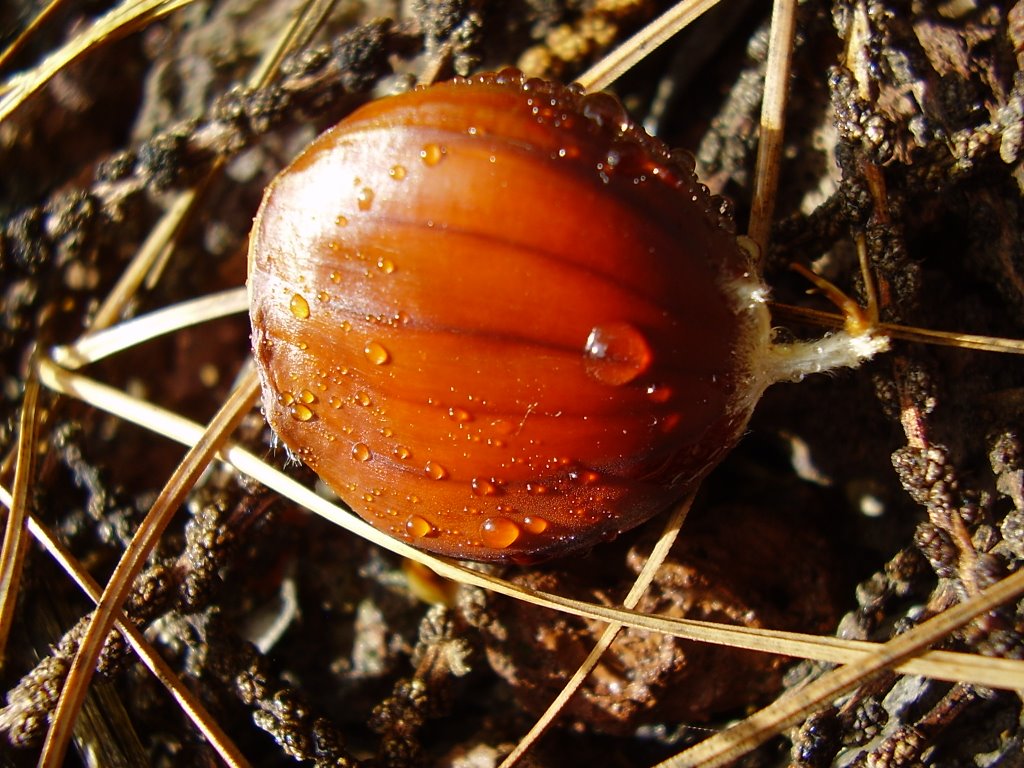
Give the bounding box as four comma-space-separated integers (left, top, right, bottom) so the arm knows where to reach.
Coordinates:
376, 257, 395, 274
289, 294, 310, 319
471, 477, 498, 496
420, 143, 445, 166
352, 442, 372, 462
364, 341, 391, 365
291, 403, 313, 421
582, 92, 630, 133
406, 514, 434, 538
425, 461, 448, 480
389, 164, 407, 181
480, 517, 520, 549
582, 322, 652, 385
522, 516, 548, 534
299, 390, 315, 404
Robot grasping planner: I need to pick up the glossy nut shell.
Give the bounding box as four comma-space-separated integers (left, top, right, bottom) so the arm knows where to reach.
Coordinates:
247, 69, 771, 562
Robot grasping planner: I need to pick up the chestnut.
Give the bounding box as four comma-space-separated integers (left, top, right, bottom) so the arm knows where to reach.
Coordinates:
247, 69, 883, 562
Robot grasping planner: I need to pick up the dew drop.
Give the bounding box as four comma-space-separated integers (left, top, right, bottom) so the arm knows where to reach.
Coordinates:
336, 214, 348, 227
279, 392, 295, 406
364, 341, 391, 365
420, 143, 445, 166
299, 390, 315, 404
425, 461, 448, 480
448, 407, 472, 423
646, 383, 672, 403
583, 322, 653, 385
471, 477, 498, 496
389, 164, 407, 180
526, 482, 549, 495
480, 517, 521, 549
289, 293, 310, 319
406, 514, 435, 538
352, 442, 372, 462
522, 516, 549, 534
291, 403, 313, 421
394, 445, 412, 460
357, 187, 374, 211
329, 271, 342, 284
328, 396, 342, 409
376, 257, 395, 274
582, 92, 630, 133
356, 391, 372, 407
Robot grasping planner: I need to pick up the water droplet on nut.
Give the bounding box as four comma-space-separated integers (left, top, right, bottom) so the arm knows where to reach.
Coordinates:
425, 461, 448, 480
583, 322, 652, 385
406, 514, 435, 538
480, 517, 520, 549
420, 143, 445, 165
364, 341, 391, 365
289, 294, 310, 319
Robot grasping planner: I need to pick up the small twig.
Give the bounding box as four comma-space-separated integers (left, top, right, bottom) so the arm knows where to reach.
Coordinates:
747, 0, 797, 254
0, 367, 41, 668
37, 366, 260, 768
0, 484, 252, 768
499, 494, 695, 768
658, 566, 1024, 767
576, 0, 723, 92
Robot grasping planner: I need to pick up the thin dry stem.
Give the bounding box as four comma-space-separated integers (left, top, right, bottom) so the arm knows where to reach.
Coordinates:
747, 0, 797, 253
0, 0, 72, 73
499, 495, 695, 768
37, 367, 260, 767
0, 370, 40, 668
55, 288, 249, 370
660, 567, 1024, 767
0, 484, 251, 768
88, 188, 200, 332
249, 0, 343, 91
0, 0, 197, 124
576, 0, 723, 92
34, 356, 1024, 692
769, 303, 1024, 355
